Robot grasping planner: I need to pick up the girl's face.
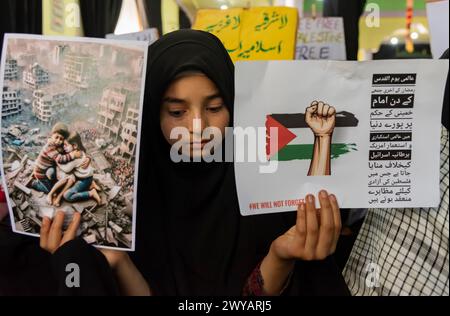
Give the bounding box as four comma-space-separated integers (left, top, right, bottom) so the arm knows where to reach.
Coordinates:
65, 142, 78, 153
65, 141, 74, 152
160, 73, 230, 159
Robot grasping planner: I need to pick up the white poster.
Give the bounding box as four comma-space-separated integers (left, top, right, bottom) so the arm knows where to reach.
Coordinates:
106, 28, 159, 45
0, 34, 148, 250
295, 17, 346, 60
234, 60, 448, 216
426, 0, 449, 59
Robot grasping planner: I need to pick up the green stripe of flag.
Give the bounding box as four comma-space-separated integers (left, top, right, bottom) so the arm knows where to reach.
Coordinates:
274, 143, 357, 161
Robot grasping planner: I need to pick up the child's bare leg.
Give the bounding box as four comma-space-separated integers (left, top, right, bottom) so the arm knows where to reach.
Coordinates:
89, 189, 103, 205
47, 178, 69, 205
54, 176, 76, 207
46, 193, 54, 206
89, 180, 101, 191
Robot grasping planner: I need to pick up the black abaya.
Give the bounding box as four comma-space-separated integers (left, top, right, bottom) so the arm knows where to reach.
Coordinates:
131, 29, 349, 295
0, 30, 349, 296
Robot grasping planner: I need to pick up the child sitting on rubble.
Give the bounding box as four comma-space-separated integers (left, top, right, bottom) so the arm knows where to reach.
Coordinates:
29, 123, 81, 194
47, 132, 102, 207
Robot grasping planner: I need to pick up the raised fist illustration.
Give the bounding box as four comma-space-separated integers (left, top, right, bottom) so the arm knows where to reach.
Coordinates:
305, 101, 336, 136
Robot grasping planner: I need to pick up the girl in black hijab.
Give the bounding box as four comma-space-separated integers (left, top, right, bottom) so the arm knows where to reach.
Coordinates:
38, 29, 349, 296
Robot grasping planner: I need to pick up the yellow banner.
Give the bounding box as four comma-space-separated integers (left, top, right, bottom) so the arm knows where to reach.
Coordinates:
193, 8, 243, 61
193, 7, 298, 62
162, 0, 180, 35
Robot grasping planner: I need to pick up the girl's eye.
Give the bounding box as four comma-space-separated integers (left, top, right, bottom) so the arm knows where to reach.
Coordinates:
207, 104, 224, 113
168, 110, 186, 117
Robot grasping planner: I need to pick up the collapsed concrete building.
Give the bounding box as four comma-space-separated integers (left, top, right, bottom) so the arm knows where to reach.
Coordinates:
32, 84, 74, 123
23, 63, 50, 90
4, 57, 19, 80
53, 44, 68, 66
120, 106, 139, 161
2, 87, 23, 118
63, 52, 95, 89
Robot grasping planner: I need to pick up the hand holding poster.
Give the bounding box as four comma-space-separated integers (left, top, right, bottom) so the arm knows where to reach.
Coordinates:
234, 60, 448, 215
0, 34, 148, 250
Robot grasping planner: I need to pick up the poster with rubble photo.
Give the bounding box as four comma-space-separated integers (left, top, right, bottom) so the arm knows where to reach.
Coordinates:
0, 34, 148, 251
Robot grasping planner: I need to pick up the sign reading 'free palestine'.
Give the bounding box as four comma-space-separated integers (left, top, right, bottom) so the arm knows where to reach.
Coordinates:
296, 17, 346, 61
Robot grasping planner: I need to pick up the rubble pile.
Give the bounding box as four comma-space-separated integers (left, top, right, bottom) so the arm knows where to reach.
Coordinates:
2, 123, 134, 249
104, 151, 135, 189
79, 128, 99, 142
2, 124, 46, 152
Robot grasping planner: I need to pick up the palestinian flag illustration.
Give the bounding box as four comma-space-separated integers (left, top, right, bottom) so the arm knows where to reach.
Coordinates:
266, 111, 359, 161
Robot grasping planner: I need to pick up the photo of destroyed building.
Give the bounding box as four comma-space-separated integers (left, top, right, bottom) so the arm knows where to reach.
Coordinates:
0, 35, 146, 250
23, 63, 50, 90
2, 87, 22, 119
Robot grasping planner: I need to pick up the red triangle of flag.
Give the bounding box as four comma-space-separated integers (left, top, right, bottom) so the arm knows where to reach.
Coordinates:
266, 115, 297, 159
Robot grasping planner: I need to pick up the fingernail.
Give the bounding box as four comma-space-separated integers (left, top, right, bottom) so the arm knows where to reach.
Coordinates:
307, 194, 314, 202
330, 194, 336, 201
320, 190, 328, 198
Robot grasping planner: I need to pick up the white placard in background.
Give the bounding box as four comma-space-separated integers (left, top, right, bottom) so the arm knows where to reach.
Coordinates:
106, 28, 159, 45
296, 17, 346, 60
426, 0, 449, 58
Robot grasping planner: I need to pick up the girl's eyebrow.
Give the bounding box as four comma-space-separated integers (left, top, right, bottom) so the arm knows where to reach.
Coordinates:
162, 93, 223, 104
205, 92, 222, 101
162, 97, 186, 105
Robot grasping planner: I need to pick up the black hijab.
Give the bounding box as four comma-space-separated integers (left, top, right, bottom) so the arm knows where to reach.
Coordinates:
132, 29, 349, 296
